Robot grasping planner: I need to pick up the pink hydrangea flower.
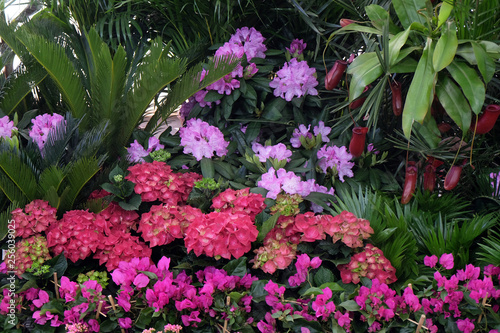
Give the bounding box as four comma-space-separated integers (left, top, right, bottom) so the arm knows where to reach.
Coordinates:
269, 58, 318, 101
179, 118, 229, 161
0, 115, 16, 139
29, 113, 65, 150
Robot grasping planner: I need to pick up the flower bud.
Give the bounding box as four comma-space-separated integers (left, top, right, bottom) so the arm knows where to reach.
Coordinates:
423, 163, 436, 193
475, 104, 500, 134
349, 86, 369, 109
390, 81, 402, 116
349, 126, 368, 158
325, 60, 348, 90
340, 19, 355, 27
444, 164, 463, 190
401, 161, 417, 204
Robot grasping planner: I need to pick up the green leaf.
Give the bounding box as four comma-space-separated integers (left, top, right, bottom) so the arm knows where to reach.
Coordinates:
433, 22, 458, 72
472, 41, 495, 83
223, 257, 247, 277
446, 61, 485, 115
388, 27, 411, 67
135, 307, 154, 329
347, 52, 383, 102
119, 194, 142, 211
262, 98, 286, 121
313, 266, 335, 286
435, 76, 472, 133
213, 160, 235, 180
258, 213, 280, 242
392, 0, 427, 29
339, 300, 360, 311
437, 1, 454, 29
200, 157, 215, 179
402, 38, 436, 139
0, 152, 37, 205
365, 5, 392, 31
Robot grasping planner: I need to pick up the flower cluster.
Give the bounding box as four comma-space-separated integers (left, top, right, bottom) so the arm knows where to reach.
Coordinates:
355, 278, 398, 327
269, 58, 318, 102
179, 118, 229, 161
14, 235, 52, 276
97, 202, 139, 232
290, 121, 331, 149
325, 211, 374, 248
211, 187, 266, 220
252, 142, 292, 163
317, 144, 355, 182
126, 161, 202, 203
288, 254, 322, 287
286, 39, 307, 58
0, 115, 16, 139
338, 243, 397, 284
252, 227, 298, 274
490, 171, 500, 196
127, 136, 165, 163
138, 204, 201, 247
29, 113, 65, 150
11, 199, 57, 238
258, 167, 334, 201
184, 210, 258, 259
142, 324, 183, 333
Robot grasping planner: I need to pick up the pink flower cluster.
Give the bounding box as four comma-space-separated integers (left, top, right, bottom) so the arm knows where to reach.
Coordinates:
338, 243, 397, 284
179, 118, 229, 161
13, 235, 52, 276
126, 161, 202, 203
326, 211, 374, 248
11, 199, 57, 238
127, 136, 165, 163
290, 121, 331, 148
317, 144, 355, 182
29, 113, 65, 150
138, 204, 201, 247
184, 210, 258, 259
355, 278, 398, 327
252, 226, 298, 274
258, 167, 334, 201
286, 39, 307, 57
288, 254, 322, 287
269, 58, 318, 102
0, 115, 16, 139
211, 187, 266, 220
252, 142, 292, 163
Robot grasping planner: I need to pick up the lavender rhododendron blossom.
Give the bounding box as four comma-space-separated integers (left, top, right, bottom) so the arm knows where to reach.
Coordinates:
269, 58, 318, 102
290, 124, 313, 148
317, 145, 354, 182
29, 113, 65, 150
290, 122, 331, 148
179, 118, 229, 161
0, 115, 16, 139
490, 171, 500, 196
252, 142, 292, 162
227, 26, 267, 61
286, 39, 307, 56
127, 137, 165, 163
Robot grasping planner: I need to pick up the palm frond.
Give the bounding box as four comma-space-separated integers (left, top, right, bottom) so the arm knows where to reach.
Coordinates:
477, 228, 500, 266
16, 29, 88, 122
39, 114, 81, 168
71, 120, 109, 162
0, 151, 37, 205
0, 200, 20, 241
37, 165, 65, 196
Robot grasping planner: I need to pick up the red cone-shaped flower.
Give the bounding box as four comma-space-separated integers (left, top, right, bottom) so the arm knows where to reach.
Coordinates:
349, 86, 369, 109
444, 164, 463, 190
325, 60, 348, 90
340, 19, 355, 27
423, 163, 436, 193
475, 104, 500, 134
390, 81, 402, 116
349, 127, 368, 158
401, 162, 418, 204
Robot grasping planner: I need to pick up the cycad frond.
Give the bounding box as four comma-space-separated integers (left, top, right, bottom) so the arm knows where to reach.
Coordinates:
39, 115, 81, 168
0, 151, 37, 204
16, 30, 88, 122
71, 120, 109, 162
0, 200, 20, 241
37, 166, 65, 197
477, 228, 500, 266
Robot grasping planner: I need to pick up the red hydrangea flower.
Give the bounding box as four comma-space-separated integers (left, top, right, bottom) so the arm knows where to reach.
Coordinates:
139, 204, 203, 247
11, 200, 57, 238
338, 244, 397, 284
97, 202, 139, 232
126, 161, 202, 204
252, 228, 298, 274
185, 211, 258, 259
292, 212, 327, 242
13, 235, 52, 276
93, 227, 152, 272
324, 211, 374, 248
88, 189, 111, 200
46, 210, 104, 263
211, 187, 266, 220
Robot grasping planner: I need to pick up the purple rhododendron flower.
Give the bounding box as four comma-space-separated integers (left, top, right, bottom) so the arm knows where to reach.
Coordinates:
313, 121, 331, 143
269, 58, 318, 101
0, 115, 16, 139
228, 26, 267, 61
290, 124, 312, 148
252, 142, 292, 162
127, 137, 165, 163
286, 38, 307, 56
317, 145, 354, 182
179, 118, 229, 161
29, 113, 65, 150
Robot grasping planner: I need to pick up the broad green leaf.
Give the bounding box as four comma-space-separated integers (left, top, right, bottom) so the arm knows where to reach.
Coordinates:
200, 158, 215, 179
402, 38, 436, 139
472, 41, 495, 83
390, 58, 418, 73
413, 115, 441, 149
456, 42, 476, 64
392, 0, 427, 29
446, 61, 485, 115
433, 22, 458, 72
365, 5, 400, 34
437, 1, 454, 29
347, 52, 383, 101
258, 213, 280, 242
328, 24, 382, 39
479, 41, 500, 58
262, 98, 286, 121
435, 76, 472, 133
0, 152, 37, 204
388, 27, 411, 67
339, 300, 360, 311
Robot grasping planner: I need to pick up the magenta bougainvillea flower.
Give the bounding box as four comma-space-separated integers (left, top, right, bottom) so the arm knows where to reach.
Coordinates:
269, 58, 318, 101
29, 113, 65, 150
179, 118, 229, 161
